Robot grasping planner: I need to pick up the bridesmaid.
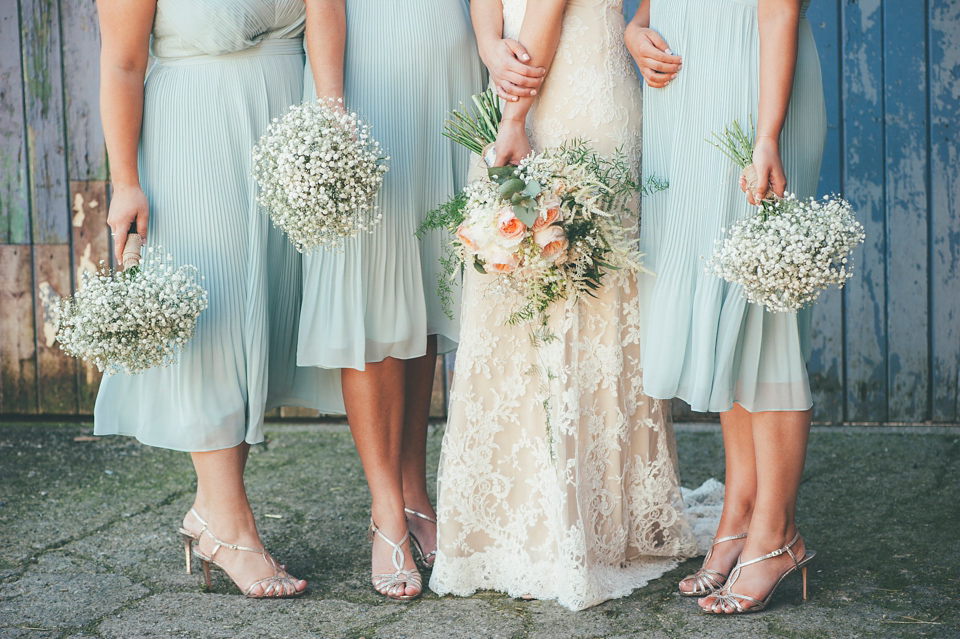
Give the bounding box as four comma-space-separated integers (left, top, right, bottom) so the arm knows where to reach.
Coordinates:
627, 0, 825, 614
301, 0, 483, 600
94, 0, 323, 597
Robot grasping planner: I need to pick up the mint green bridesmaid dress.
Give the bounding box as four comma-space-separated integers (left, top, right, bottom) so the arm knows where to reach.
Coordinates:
94, 0, 338, 451
297, 0, 483, 398
640, 0, 826, 413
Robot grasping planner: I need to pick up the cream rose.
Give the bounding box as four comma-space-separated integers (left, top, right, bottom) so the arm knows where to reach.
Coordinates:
533, 225, 569, 262
484, 248, 521, 274
456, 224, 480, 253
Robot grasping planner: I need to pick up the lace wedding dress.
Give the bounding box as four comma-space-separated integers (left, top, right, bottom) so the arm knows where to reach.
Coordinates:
430, 0, 716, 611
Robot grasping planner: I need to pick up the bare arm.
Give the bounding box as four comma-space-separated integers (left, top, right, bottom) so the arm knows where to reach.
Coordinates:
492, 0, 568, 166
625, 0, 682, 89
472, 0, 545, 102
744, 0, 801, 204
96, 0, 155, 262
304, 0, 346, 101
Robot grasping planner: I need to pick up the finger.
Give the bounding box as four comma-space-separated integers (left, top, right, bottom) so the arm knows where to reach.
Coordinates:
640, 68, 670, 88
504, 38, 532, 63
504, 56, 545, 79
504, 70, 542, 89
640, 55, 682, 74
500, 80, 533, 98
136, 210, 148, 240
771, 173, 787, 198
495, 84, 518, 102
753, 168, 769, 201
113, 231, 126, 265
645, 31, 682, 61
739, 174, 748, 193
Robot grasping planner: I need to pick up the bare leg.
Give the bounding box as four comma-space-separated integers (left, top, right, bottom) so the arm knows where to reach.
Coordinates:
187, 444, 306, 597
401, 336, 439, 564
342, 357, 421, 598
680, 403, 754, 592
701, 408, 811, 613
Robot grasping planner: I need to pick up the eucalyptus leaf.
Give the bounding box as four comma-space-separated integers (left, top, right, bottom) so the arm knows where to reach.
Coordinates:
487, 166, 517, 184
523, 180, 542, 198
514, 204, 538, 228
500, 178, 526, 198
473, 259, 487, 275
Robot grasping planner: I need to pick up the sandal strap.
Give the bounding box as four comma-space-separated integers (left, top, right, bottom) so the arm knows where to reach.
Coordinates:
404, 507, 437, 524
736, 531, 802, 570
369, 519, 411, 572
712, 533, 748, 546
711, 590, 764, 613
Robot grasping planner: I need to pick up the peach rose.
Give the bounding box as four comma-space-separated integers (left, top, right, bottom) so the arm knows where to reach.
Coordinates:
496, 207, 527, 244
533, 225, 569, 262
533, 195, 561, 231
484, 249, 520, 274
456, 224, 480, 253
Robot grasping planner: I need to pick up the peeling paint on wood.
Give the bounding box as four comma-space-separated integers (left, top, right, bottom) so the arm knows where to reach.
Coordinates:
60, 0, 107, 180
0, 245, 38, 413
0, 1, 30, 244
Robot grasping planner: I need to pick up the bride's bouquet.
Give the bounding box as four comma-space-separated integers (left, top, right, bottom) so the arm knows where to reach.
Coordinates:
422, 91, 656, 327
252, 98, 388, 252
57, 233, 208, 375
706, 120, 865, 312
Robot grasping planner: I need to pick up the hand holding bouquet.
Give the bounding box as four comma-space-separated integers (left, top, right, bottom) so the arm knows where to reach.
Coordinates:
706, 120, 865, 312
57, 231, 208, 375
252, 98, 388, 253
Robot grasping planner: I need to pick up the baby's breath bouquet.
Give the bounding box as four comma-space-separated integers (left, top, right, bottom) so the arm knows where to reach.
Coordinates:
706, 120, 865, 312
57, 234, 208, 375
252, 98, 388, 252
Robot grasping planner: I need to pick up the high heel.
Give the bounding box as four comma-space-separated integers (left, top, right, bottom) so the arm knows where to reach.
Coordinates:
404, 507, 437, 571
701, 531, 816, 615
192, 524, 306, 598
368, 518, 422, 601
678, 532, 747, 596
176, 507, 208, 574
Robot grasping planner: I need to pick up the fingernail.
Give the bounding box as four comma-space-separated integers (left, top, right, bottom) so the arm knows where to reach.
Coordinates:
521, 54, 531, 62
530, 89, 537, 95
666, 48, 673, 55
671, 74, 677, 80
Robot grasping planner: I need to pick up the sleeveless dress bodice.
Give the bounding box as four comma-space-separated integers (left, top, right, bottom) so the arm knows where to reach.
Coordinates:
150, 0, 305, 60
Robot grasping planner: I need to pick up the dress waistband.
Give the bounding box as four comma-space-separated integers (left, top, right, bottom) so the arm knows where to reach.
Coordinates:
153, 37, 304, 67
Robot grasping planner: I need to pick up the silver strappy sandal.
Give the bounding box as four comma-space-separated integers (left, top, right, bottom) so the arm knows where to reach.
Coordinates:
701, 531, 816, 614
404, 507, 437, 570
678, 532, 747, 596
368, 518, 422, 601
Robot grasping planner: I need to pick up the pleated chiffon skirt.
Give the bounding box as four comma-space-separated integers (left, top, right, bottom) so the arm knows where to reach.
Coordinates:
297, 0, 483, 391
94, 40, 338, 452
639, 0, 826, 413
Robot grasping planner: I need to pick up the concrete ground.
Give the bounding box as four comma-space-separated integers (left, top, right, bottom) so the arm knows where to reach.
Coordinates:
0, 421, 958, 639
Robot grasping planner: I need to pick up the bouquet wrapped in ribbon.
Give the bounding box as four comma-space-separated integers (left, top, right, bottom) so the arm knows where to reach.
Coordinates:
56, 231, 208, 376
252, 98, 388, 253
422, 90, 658, 327
706, 120, 865, 312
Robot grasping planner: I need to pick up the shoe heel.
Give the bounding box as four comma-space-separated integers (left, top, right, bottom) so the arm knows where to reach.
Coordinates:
179, 532, 194, 574
801, 565, 809, 602
201, 559, 213, 591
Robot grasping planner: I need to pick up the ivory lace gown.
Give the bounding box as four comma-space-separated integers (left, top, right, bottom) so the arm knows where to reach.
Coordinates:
431, 0, 704, 611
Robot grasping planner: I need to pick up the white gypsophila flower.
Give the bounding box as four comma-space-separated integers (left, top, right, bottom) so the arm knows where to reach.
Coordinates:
706, 193, 865, 312
252, 98, 388, 253
56, 247, 209, 375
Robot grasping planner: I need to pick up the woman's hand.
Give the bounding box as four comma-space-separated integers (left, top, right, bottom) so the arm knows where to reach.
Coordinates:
741, 136, 786, 205
492, 119, 532, 167
625, 23, 682, 89
107, 184, 149, 263
484, 38, 546, 101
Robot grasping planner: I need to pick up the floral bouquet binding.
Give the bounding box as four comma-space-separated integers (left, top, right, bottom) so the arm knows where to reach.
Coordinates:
56, 231, 209, 376
252, 98, 388, 253
706, 119, 866, 312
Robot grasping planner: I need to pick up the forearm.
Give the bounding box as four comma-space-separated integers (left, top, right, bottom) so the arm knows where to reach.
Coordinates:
471, 0, 505, 68
628, 0, 650, 28
305, 0, 346, 100
100, 67, 145, 187
756, 0, 800, 140
501, 0, 567, 123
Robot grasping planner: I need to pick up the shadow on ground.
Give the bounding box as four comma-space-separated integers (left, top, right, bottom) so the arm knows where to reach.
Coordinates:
0, 422, 957, 638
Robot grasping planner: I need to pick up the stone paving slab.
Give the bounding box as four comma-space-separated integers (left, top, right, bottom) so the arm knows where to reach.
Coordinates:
0, 422, 958, 639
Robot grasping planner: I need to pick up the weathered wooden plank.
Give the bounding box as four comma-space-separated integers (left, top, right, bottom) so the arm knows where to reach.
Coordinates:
841, 0, 887, 422
33, 244, 77, 413
60, 0, 107, 181
0, 245, 38, 413
883, 2, 929, 421
929, 0, 960, 422
805, 1, 844, 422
0, 0, 30, 244
21, 0, 70, 244
70, 180, 109, 413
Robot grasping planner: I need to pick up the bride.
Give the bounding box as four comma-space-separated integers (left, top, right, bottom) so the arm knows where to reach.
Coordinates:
430, 0, 700, 611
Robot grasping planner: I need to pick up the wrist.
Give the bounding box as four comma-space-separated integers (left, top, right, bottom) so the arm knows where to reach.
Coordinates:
476, 34, 501, 67
755, 134, 780, 144
112, 179, 142, 191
